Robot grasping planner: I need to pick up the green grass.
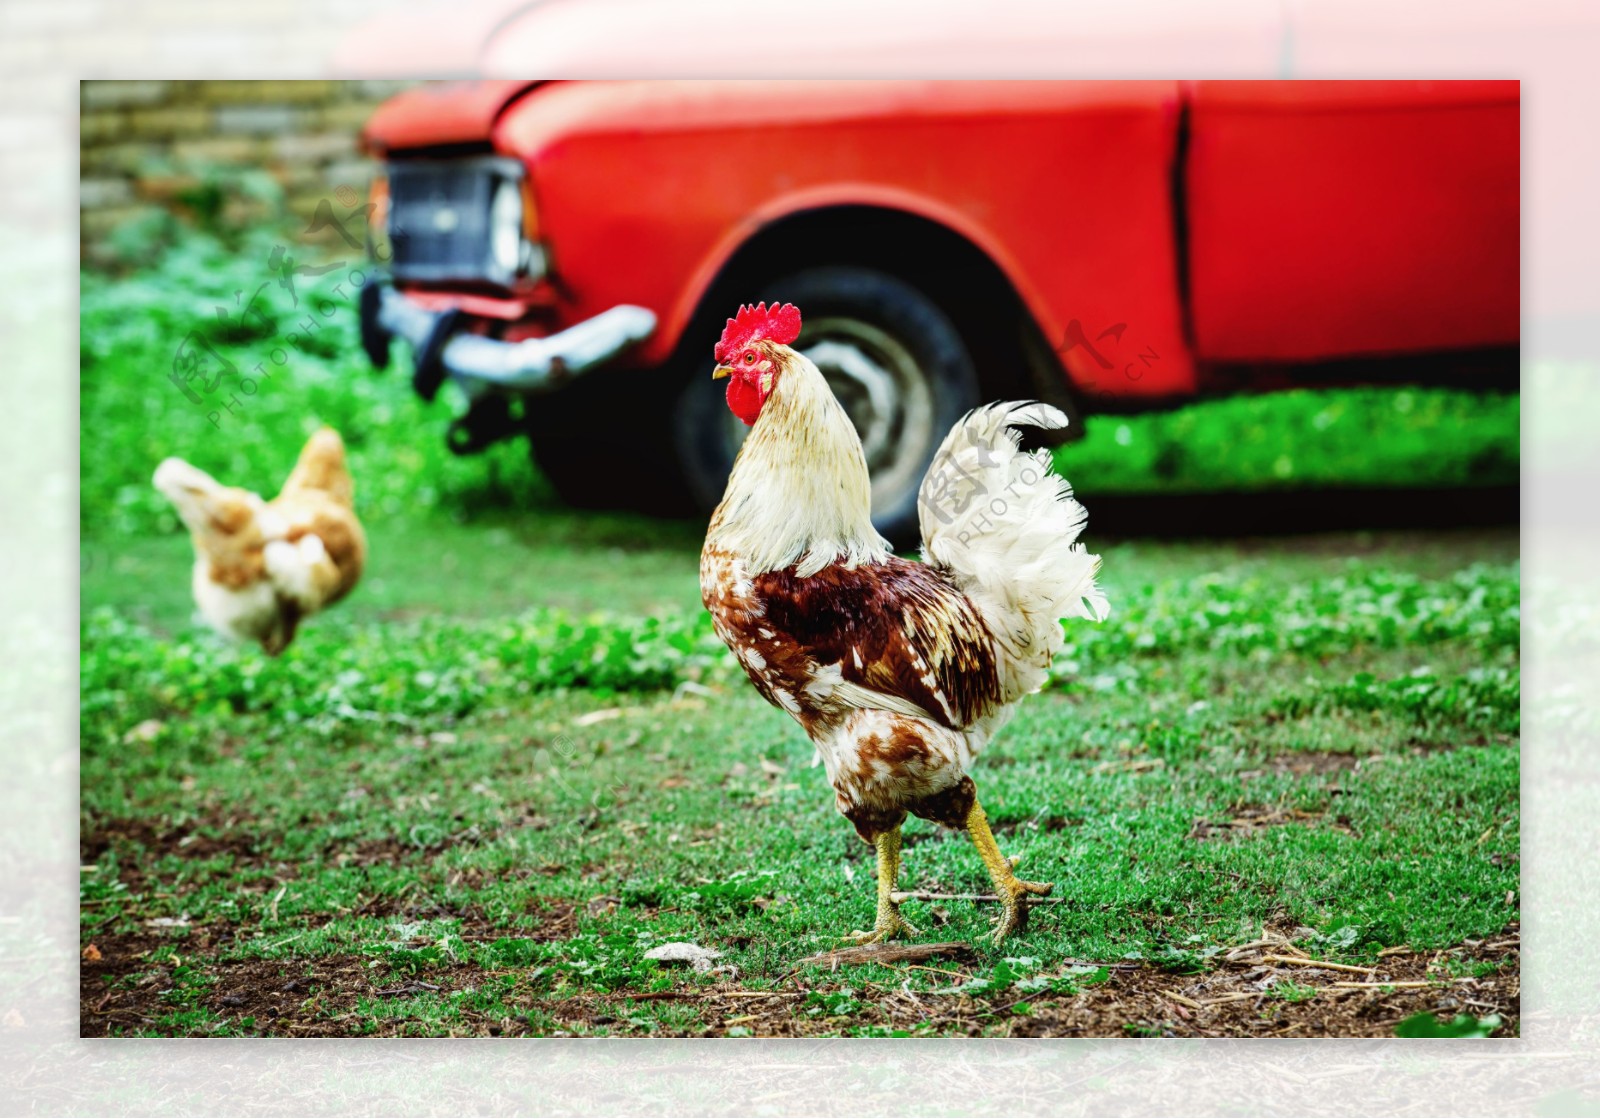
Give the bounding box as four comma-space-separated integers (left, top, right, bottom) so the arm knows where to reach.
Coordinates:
80, 230, 554, 540
1055, 387, 1518, 495
78, 232, 1521, 1036
81, 523, 1520, 1036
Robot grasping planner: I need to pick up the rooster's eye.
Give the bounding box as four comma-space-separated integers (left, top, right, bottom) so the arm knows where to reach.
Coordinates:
743, 352, 757, 364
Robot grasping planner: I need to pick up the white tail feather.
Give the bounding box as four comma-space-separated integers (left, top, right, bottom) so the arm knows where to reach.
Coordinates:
918, 402, 1109, 703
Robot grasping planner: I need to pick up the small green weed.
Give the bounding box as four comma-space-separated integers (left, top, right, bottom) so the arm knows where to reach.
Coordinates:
1395, 1011, 1502, 1038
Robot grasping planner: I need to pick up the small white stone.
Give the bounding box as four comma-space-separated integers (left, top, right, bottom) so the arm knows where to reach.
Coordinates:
643, 942, 723, 973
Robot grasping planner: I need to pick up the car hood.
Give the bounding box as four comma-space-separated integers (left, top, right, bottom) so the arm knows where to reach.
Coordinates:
362, 80, 542, 153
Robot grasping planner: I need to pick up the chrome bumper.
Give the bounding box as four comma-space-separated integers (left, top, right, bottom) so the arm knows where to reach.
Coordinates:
362, 281, 657, 397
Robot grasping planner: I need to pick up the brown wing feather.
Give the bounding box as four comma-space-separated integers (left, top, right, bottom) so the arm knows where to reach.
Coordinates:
751, 557, 999, 729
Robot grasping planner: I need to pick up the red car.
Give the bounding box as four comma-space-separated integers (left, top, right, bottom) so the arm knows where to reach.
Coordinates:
357, 79, 1518, 539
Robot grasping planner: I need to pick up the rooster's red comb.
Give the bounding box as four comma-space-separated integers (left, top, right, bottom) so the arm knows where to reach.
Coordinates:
714, 302, 802, 364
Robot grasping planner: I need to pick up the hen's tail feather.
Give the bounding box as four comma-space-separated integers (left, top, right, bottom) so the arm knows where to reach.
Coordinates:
918, 401, 1109, 704
278, 427, 354, 508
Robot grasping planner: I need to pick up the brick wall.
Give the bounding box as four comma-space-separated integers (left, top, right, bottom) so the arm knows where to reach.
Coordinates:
79, 79, 419, 263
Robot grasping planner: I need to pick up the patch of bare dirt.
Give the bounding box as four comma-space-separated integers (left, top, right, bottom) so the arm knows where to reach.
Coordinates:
1188, 803, 1358, 841
81, 813, 520, 906
80, 817, 275, 884
82, 939, 393, 1038
997, 924, 1521, 1039
79, 892, 582, 1038
82, 920, 1519, 1039
340, 835, 454, 867
326, 891, 578, 942
557, 922, 1520, 1039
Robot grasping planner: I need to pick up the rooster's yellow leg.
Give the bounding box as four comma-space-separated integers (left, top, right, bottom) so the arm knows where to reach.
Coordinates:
965, 799, 1052, 946
845, 825, 917, 945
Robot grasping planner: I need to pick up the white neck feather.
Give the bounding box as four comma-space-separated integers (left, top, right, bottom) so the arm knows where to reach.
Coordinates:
707, 348, 890, 578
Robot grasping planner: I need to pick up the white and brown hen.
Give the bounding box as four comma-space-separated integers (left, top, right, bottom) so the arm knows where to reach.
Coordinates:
153, 427, 366, 655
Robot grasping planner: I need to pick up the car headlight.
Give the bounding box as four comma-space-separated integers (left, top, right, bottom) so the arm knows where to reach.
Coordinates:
377, 157, 544, 287
489, 178, 523, 279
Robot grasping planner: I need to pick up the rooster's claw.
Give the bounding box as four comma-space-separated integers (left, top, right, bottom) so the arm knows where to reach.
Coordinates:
844, 910, 918, 946
990, 878, 1052, 945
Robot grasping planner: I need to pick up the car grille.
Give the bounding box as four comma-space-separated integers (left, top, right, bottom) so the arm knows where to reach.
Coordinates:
387, 156, 521, 284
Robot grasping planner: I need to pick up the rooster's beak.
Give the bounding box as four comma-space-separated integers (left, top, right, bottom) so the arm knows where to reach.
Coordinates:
712, 365, 733, 380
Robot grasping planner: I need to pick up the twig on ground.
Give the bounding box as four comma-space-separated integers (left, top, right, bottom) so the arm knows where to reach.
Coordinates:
621, 991, 691, 1001
796, 941, 976, 969
373, 980, 440, 997
1225, 939, 1276, 953
889, 891, 1069, 905
1263, 954, 1374, 975
904, 963, 971, 979
720, 990, 793, 998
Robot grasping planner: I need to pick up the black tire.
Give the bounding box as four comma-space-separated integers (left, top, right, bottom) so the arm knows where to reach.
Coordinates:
526, 364, 695, 515
673, 266, 980, 546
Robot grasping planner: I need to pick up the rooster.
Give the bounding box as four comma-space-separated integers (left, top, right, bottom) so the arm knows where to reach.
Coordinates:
153, 427, 366, 655
701, 303, 1108, 945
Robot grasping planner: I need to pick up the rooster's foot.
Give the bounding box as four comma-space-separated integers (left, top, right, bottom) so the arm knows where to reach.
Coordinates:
989, 878, 1052, 945
964, 796, 1054, 946
844, 825, 913, 945
844, 908, 918, 946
